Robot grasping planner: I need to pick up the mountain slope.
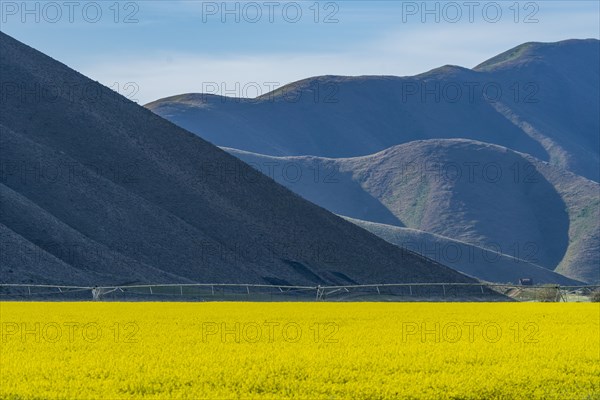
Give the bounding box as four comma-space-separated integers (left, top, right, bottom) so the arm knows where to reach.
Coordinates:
225, 140, 599, 284
473, 39, 600, 181
342, 217, 583, 286
147, 39, 600, 181
0, 32, 476, 288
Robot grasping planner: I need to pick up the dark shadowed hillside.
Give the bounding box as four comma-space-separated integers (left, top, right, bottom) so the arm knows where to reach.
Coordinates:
226, 140, 599, 284
147, 39, 599, 182
0, 32, 477, 288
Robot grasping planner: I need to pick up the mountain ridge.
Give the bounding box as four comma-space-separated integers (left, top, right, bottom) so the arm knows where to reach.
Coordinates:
147, 39, 600, 181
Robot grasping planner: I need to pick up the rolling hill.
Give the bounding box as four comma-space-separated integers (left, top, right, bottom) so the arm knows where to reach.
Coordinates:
147, 39, 600, 182
225, 140, 599, 284
0, 32, 479, 289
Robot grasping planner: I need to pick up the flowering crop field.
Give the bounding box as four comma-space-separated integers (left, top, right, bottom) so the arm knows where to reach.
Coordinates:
1, 302, 598, 399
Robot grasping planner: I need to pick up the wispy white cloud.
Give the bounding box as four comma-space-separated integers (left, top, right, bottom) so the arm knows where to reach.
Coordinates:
73, 2, 599, 104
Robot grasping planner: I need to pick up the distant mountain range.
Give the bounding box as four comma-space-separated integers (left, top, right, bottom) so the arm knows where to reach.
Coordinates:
148, 39, 599, 284
148, 39, 600, 182
0, 32, 477, 289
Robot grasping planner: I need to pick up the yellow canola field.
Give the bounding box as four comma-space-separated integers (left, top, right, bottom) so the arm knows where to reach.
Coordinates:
1, 302, 598, 399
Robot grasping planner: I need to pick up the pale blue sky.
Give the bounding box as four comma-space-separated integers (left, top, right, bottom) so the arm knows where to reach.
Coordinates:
2, 1, 598, 103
